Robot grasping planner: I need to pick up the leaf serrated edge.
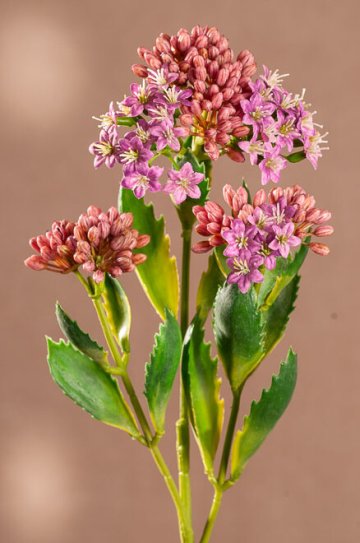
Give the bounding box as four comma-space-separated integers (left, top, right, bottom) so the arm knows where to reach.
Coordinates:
55, 302, 108, 363
231, 348, 297, 480
46, 337, 139, 435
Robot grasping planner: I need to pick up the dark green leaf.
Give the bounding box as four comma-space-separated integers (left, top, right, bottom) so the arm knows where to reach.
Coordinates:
55, 302, 108, 364
183, 318, 224, 472
102, 274, 131, 353
119, 188, 179, 320
285, 150, 306, 163
257, 245, 308, 309
213, 284, 265, 390
47, 339, 139, 435
144, 310, 182, 434
196, 254, 224, 324
231, 348, 297, 480
262, 275, 300, 355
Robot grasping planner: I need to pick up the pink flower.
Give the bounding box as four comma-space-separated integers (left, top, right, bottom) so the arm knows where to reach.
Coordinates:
268, 223, 301, 258
89, 129, 121, 169
259, 147, 287, 185
25, 221, 78, 274
121, 163, 163, 199
163, 162, 204, 204
73, 206, 150, 283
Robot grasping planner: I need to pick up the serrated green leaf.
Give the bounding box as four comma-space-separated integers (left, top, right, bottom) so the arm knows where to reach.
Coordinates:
262, 275, 300, 355
213, 284, 265, 390
102, 274, 131, 353
119, 188, 179, 320
144, 310, 182, 434
196, 254, 224, 324
55, 303, 108, 364
231, 349, 297, 480
257, 244, 308, 309
214, 246, 229, 277
183, 318, 224, 472
47, 339, 139, 435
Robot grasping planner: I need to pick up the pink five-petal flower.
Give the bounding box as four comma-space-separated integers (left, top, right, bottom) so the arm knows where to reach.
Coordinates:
150, 122, 188, 152
163, 162, 204, 204
259, 146, 287, 185
269, 222, 301, 258
89, 129, 121, 169
121, 163, 163, 199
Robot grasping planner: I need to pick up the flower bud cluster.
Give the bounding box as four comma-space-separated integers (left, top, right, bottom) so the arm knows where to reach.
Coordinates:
193, 184, 333, 293
133, 25, 256, 161
25, 207, 149, 283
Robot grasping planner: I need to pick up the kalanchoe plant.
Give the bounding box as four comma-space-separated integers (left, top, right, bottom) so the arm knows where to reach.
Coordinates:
25, 25, 333, 543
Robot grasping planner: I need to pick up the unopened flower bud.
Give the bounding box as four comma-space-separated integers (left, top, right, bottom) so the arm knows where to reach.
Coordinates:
313, 225, 334, 237
310, 242, 330, 256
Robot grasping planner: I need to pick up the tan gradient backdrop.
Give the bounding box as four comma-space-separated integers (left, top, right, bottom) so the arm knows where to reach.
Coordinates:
1, 1, 359, 542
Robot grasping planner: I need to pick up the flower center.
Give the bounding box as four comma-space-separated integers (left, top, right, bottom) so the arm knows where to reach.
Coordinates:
233, 258, 250, 276
95, 142, 113, 156
120, 149, 139, 163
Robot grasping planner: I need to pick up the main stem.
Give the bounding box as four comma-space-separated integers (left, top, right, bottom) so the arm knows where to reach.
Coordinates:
199, 387, 242, 543
76, 274, 190, 542
177, 226, 194, 542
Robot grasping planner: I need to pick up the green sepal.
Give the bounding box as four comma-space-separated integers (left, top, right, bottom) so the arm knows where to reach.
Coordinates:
262, 275, 300, 355
196, 253, 224, 324
46, 338, 139, 436
257, 244, 308, 309
214, 246, 229, 277
144, 310, 182, 434
231, 348, 297, 481
182, 317, 224, 473
285, 150, 306, 163
118, 188, 179, 320
55, 302, 108, 364
213, 284, 265, 390
102, 274, 131, 353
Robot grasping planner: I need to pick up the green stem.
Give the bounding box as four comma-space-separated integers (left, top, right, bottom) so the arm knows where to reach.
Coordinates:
177, 226, 194, 542
199, 387, 243, 543
75, 273, 191, 542
199, 487, 223, 543
217, 387, 242, 484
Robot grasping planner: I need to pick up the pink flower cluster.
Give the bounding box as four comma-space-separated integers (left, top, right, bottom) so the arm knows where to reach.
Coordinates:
89, 79, 205, 204
239, 66, 329, 184
25, 207, 150, 283
193, 184, 333, 293
133, 25, 256, 161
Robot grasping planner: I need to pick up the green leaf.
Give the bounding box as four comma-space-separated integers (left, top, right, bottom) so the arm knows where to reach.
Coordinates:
285, 150, 306, 163
102, 274, 131, 353
257, 244, 308, 309
231, 348, 297, 481
214, 246, 229, 277
55, 303, 108, 364
262, 275, 300, 355
47, 339, 139, 435
196, 254, 224, 324
144, 310, 182, 434
213, 284, 265, 390
119, 188, 179, 320
183, 318, 224, 472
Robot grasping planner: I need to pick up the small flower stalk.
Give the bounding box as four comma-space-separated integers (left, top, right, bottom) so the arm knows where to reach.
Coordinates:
25, 25, 333, 543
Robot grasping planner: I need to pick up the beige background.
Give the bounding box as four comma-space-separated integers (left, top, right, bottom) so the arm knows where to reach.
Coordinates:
1, 1, 359, 541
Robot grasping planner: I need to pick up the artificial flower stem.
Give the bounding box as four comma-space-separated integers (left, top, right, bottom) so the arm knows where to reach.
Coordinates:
76, 273, 191, 541
199, 387, 243, 543
199, 487, 223, 543
177, 226, 194, 542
